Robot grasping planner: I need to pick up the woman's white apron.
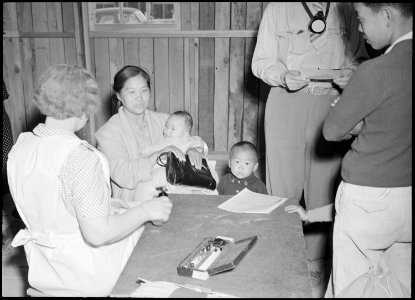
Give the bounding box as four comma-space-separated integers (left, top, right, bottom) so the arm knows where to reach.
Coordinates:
7, 132, 142, 296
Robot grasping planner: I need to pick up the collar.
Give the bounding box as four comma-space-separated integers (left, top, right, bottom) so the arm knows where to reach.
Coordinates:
119, 106, 150, 128
33, 123, 78, 138
384, 31, 413, 54
231, 172, 256, 182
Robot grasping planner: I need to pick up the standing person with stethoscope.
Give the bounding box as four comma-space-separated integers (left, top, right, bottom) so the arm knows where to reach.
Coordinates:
252, 3, 368, 297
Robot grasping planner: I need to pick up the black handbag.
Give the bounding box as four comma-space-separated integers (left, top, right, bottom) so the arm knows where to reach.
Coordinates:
157, 152, 217, 190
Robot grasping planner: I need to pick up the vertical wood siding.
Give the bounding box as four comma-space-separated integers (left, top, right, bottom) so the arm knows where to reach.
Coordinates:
3, 2, 267, 156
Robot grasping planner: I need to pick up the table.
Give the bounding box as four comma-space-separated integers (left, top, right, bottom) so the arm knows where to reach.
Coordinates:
111, 194, 312, 298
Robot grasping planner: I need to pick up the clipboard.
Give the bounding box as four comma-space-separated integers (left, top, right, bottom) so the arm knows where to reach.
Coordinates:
309, 78, 334, 83
302, 68, 341, 82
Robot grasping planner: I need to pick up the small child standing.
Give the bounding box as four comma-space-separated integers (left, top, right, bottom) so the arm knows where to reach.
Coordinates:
217, 141, 267, 195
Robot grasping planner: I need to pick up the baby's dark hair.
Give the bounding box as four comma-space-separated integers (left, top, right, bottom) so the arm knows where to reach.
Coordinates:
363, 3, 413, 18
230, 141, 259, 162
172, 110, 193, 131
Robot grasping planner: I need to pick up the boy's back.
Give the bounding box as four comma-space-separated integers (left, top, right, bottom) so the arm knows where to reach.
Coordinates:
324, 40, 412, 187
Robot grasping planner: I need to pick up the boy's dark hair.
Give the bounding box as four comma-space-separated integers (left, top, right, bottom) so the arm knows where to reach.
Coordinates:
172, 110, 193, 131
230, 141, 259, 162
363, 3, 413, 18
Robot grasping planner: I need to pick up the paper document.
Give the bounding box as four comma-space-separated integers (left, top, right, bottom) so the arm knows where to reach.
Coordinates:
131, 278, 238, 298
218, 188, 288, 214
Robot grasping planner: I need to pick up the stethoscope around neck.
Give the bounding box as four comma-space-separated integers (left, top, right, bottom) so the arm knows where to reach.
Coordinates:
302, 2, 330, 34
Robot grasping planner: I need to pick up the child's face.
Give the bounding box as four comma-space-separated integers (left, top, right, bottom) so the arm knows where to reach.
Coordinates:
163, 115, 189, 139
229, 148, 258, 180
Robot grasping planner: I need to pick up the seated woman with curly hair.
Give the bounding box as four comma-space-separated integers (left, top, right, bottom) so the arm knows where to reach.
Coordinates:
7, 64, 173, 296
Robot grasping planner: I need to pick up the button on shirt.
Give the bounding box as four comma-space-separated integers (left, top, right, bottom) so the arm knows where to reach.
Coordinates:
217, 173, 268, 195
252, 2, 367, 90
128, 117, 152, 155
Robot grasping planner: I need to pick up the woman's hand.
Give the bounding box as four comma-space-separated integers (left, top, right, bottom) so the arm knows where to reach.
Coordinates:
284, 205, 309, 222
187, 148, 203, 170
140, 196, 173, 223
333, 68, 354, 89
282, 70, 310, 91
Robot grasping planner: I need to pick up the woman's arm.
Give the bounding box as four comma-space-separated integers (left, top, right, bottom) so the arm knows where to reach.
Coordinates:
67, 146, 173, 246
96, 125, 153, 190
79, 197, 172, 246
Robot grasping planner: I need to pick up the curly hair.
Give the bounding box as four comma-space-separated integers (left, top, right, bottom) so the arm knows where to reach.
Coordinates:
33, 64, 100, 119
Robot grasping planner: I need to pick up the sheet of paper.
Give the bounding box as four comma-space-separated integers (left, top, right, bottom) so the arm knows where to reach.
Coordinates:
218, 188, 288, 214
131, 278, 238, 298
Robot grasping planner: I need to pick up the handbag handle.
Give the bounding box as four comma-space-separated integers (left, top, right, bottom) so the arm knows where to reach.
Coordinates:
157, 152, 170, 167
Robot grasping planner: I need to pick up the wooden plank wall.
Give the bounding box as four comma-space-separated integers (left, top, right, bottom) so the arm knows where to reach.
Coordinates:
3, 2, 88, 141
3, 2, 270, 157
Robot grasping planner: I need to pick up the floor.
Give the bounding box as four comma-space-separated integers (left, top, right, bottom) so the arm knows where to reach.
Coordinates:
2, 245, 29, 297
2, 192, 29, 297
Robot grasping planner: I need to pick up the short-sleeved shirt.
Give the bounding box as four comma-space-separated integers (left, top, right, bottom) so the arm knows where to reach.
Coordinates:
34, 124, 110, 221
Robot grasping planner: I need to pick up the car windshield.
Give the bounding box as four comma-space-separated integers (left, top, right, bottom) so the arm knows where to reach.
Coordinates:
95, 8, 146, 24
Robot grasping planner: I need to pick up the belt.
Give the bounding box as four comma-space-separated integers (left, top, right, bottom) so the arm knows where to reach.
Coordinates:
297, 85, 340, 96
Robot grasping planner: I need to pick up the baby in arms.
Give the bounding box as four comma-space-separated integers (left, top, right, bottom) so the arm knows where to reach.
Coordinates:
133, 111, 218, 203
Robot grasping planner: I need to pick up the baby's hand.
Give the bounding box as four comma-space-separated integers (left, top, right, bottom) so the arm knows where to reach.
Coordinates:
284, 205, 309, 222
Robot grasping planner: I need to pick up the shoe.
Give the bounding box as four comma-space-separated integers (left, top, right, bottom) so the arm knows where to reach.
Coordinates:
309, 270, 322, 288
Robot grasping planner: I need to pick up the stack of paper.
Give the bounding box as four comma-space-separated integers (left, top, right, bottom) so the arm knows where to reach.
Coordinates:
218, 188, 288, 214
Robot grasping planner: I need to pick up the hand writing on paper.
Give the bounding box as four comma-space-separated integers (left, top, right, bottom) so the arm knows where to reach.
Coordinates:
284, 205, 309, 222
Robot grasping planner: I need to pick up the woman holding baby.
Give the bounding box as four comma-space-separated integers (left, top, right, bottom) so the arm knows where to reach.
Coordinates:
95, 65, 204, 203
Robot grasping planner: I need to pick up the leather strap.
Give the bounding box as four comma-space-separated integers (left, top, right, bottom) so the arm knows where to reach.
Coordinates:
302, 2, 330, 21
